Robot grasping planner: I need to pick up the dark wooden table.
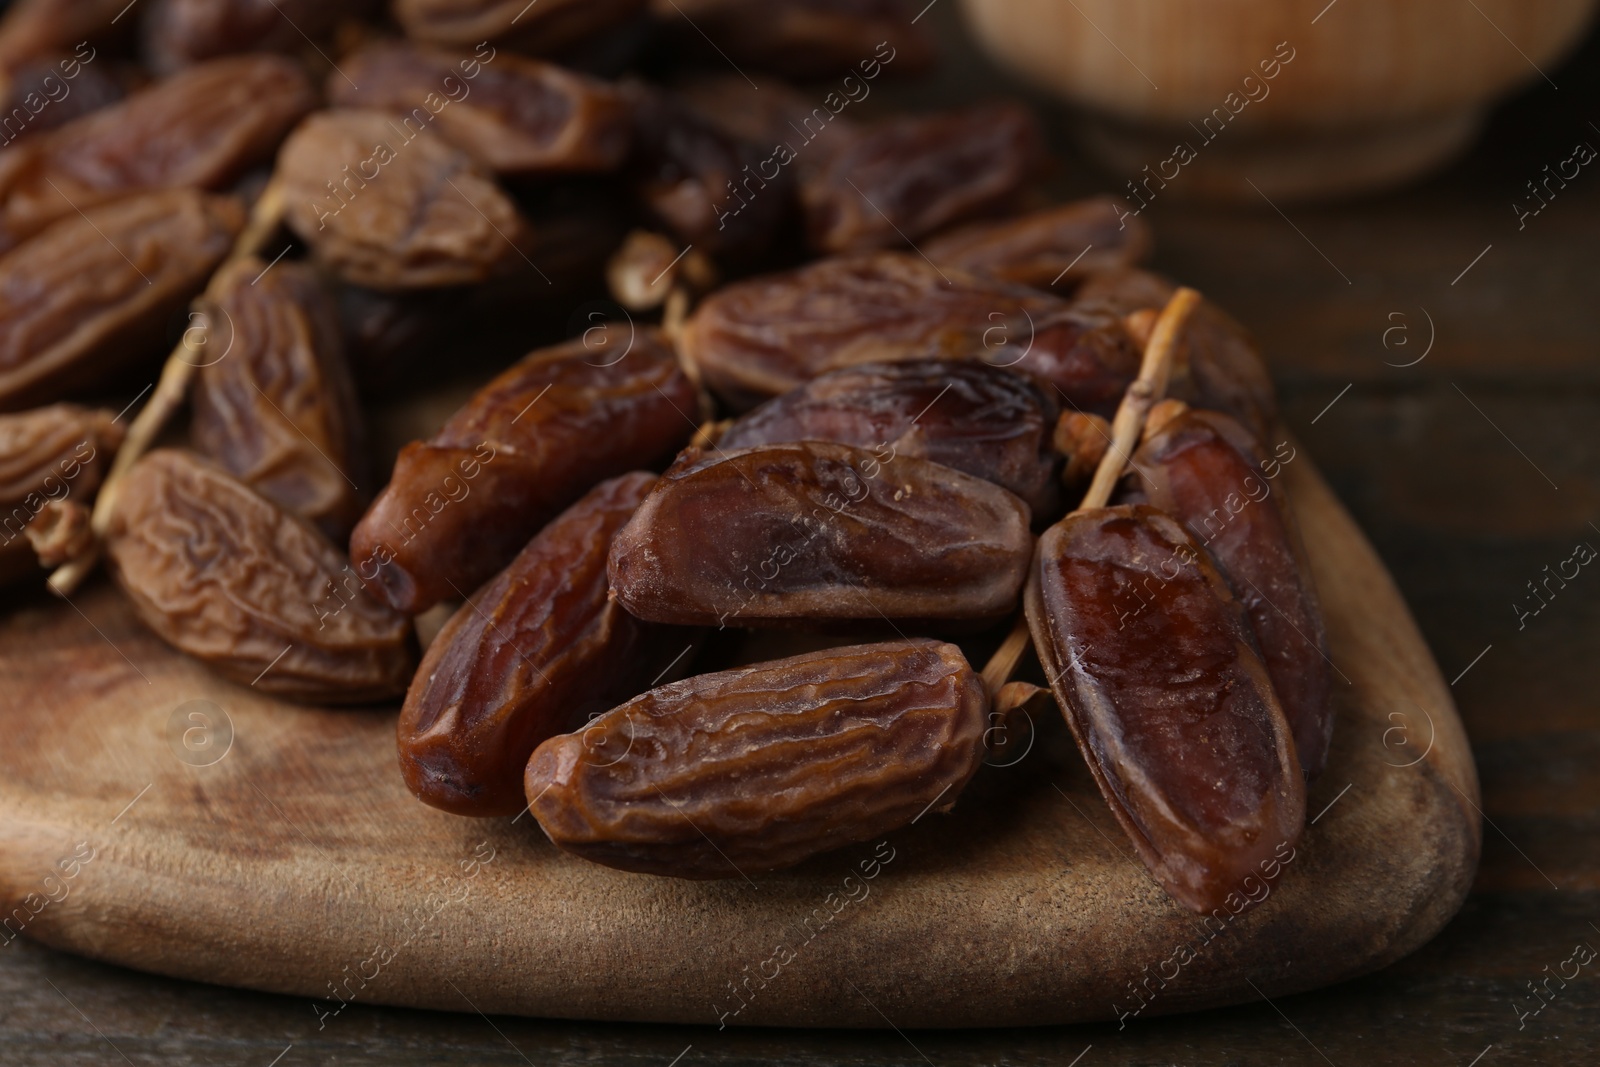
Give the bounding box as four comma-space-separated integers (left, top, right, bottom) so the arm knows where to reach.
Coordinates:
4, 9, 1598, 1066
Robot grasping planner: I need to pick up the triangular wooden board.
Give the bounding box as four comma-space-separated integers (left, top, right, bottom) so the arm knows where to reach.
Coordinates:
0, 455, 1479, 1028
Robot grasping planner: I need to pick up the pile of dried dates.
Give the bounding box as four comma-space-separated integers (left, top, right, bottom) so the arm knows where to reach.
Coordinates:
0, 0, 1330, 916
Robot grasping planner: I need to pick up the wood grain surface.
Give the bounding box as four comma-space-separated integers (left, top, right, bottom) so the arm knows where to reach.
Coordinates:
2, 7, 1597, 1066
0, 448, 1479, 1030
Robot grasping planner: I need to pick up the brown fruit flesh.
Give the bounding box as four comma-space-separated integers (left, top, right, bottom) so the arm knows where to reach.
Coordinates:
924, 196, 1152, 289
331, 43, 632, 176
678, 252, 1139, 412
0, 189, 243, 411
104, 449, 415, 704
607, 440, 1033, 628
399, 472, 691, 817
190, 257, 369, 541
279, 108, 530, 291
1026, 504, 1305, 914
0, 55, 314, 251
1132, 409, 1332, 776
350, 326, 699, 614
525, 638, 988, 878
800, 102, 1040, 254
719, 359, 1060, 516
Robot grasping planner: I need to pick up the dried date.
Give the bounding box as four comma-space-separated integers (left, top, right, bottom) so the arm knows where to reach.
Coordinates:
1132, 408, 1332, 776
607, 440, 1033, 627
0, 52, 123, 144
801, 103, 1040, 254
105, 449, 416, 702
0, 55, 315, 252
677, 252, 1139, 411
0, 402, 122, 583
0, 2, 127, 70
1078, 268, 1278, 441
350, 325, 699, 614
394, 0, 646, 54
1026, 504, 1305, 914
190, 257, 369, 541
141, 0, 380, 72
399, 472, 690, 816
332, 42, 632, 177
622, 80, 792, 263
925, 197, 1152, 289
524, 639, 987, 878
719, 359, 1060, 516
0, 188, 243, 411
280, 108, 531, 291
650, 0, 935, 80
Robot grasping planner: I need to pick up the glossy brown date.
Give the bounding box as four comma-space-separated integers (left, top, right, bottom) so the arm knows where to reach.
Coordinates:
925, 197, 1153, 289
718, 359, 1060, 516
524, 638, 988, 878
0, 189, 243, 411
1077, 268, 1278, 441
280, 108, 531, 291
1026, 504, 1305, 914
607, 440, 1033, 627
649, 0, 935, 80
350, 325, 699, 615
399, 472, 690, 816
677, 251, 1139, 412
394, 0, 646, 54
1132, 408, 1332, 776
105, 449, 416, 704
141, 0, 379, 72
800, 102, 1040, 254
190, 257, 369, 541
0, 55, 315, 252
331, 43, 632, 177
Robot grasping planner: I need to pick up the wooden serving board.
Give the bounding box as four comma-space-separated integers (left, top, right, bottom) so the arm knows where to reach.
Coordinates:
0, 455, 1479, 1029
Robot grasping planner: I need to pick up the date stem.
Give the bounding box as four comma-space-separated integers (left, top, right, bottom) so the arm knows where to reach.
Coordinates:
1078, 286, 1200, 512
48, 181, 288, 598
980, 613, 1033, 699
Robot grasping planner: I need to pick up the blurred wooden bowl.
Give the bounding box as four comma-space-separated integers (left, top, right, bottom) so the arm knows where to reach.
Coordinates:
960, 0, 1598, 201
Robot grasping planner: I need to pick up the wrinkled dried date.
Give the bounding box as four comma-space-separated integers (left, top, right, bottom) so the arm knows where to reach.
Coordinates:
394, 0, 646, 54
607, 440, 1033, 627
801, 102, 1040, 254
719, 359, 1060, 516
622, 80, 792, 262
0, 1, 127, 70
1027, 504, 1305, 914
0, 402, 122, 583
677, 252, 1140, 411
350, 325, 699, 614
333, 43, 632, 177
0, 52, 122, 142
0, 55, 314, 252
0, 188, 243, 411
650, 0, 935, 80
1078, 268, 1278, 441
525, 639, 988, 878
280, 108, 530, 291
190, 257, 369, 541
1132, 408, 1332, 776
142, 0, 380, 72
105, 449, 416, 703
399, 472, 690, 816
925, 197, 1152, 289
